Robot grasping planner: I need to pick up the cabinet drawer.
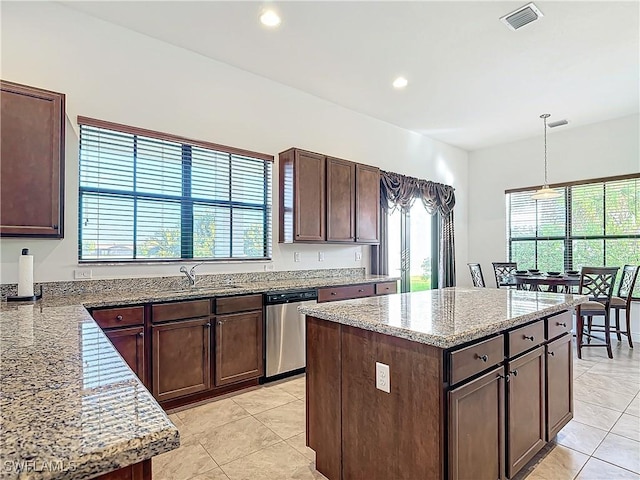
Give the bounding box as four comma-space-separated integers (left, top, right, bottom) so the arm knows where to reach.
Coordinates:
375, 281, 397, 295
318, 284, 375, 302
214, 294, 263, 315
450, 335, 505, 385
152, 300, 210, 323
546, 311, 572, 340
92, 306, 144, 329
508, 320, 545, 358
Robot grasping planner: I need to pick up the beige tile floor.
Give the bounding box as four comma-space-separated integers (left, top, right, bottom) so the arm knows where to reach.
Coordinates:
154, 338, 639, 480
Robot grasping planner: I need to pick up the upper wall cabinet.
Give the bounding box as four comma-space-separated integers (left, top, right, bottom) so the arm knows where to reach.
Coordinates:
279, 148, 380, 245
0, 80, 65, 237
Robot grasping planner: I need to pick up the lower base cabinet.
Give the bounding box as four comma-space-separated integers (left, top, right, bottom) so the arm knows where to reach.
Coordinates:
214, 310, 264, 386
95, 460, 150, 480
507, 346, 546, 478
546, 334, 573, 440
448, 366, 505, 480
152, 318, 211, 402
105, 326, 145, 384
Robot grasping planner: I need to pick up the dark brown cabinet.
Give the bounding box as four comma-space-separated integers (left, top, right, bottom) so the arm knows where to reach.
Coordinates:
152, 318, 211, 402
105, 327, 145, 382
506, 346, 546, 478
279, 148, 326, 242
95, 460, 150, 480
279, 147, 380, 245
0, 80, 65, 237
214, 310, 263, 386
545, 334, 573, 440
449, 366, 505, 480
355, 163, 380, 243
326, 157, 355, 242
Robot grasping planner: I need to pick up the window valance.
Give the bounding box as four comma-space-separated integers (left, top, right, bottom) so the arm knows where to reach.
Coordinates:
380, 170, 455, 215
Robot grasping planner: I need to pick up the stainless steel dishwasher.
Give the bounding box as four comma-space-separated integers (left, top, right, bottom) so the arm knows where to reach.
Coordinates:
264, 289, 318, 380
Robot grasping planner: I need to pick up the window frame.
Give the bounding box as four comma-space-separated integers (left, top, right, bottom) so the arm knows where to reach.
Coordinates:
77, 116, 273, 263
506, 173, 640, 271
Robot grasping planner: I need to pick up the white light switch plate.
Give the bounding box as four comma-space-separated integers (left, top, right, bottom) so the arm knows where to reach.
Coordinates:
318, 251, 325, 262
376, 362, 390, 393
294, 252, 300, 262
74, 269, 92, 279
355, 251, 362, 261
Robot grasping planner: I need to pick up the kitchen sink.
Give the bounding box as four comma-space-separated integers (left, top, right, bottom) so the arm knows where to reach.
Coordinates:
164, 284, 246, 294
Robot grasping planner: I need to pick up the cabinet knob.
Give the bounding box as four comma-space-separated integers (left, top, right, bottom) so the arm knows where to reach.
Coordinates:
548, 351, 555, 356
217, 321, 222, 326
557, 322, 567, 327
477, 354, 489, 362
116, 315, 123, 321
523, 335, 535, 341
138, 332, 144, 337
331, 292, 337, 296
509, 369, 519, 377
358, 289, 364, 292
205, 322, 211, 327
498, 373, 510, 382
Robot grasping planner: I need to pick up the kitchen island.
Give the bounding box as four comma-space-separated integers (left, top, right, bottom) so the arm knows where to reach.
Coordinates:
299, 287, 587, 480
0, 303, 179, 480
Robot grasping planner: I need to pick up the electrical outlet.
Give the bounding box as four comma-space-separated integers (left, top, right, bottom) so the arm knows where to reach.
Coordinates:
355, 251, 362, 261
264, 264, 275, 271
318, 251, 325, 262
294, 252, 301, 262
375, 362, 390, 393
74, 269, 92, 280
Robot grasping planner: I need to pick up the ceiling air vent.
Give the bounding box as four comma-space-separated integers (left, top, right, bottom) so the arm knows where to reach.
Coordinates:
500, 3, 544, 31
548, 119, 569, 128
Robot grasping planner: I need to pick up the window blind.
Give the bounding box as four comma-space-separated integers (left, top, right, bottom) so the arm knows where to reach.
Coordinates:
506, 174, 640, 294
78, 119, 272, 262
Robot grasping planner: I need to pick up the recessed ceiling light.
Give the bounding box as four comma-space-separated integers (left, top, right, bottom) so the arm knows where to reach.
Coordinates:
392, 77, 408, 89
260, 9, 281, 28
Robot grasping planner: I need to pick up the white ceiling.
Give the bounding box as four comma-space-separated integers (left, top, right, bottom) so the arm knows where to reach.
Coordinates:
62, 1, 639, 151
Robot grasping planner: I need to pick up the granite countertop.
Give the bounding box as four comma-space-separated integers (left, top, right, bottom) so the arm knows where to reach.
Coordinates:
28, 275, 397, 309
299, 287, 588, 349
0, 304, 180, 480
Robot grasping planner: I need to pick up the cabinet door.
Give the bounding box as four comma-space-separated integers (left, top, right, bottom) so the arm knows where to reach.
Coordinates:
105, 326, 146, 384
506, 346, 546, 478
0, 81, 64, 237
326, 157, 355, 242
449, 366, 505, 480
546, 334, 573, 440
95, 460, 149, 480
215, 310, 263, 386
152, 318, 211, 402
295, 150, 326, 241
355, 163, 380, 244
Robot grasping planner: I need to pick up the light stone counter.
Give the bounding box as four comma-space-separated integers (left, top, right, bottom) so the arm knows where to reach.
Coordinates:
299, 287, 588, 348
0, 304, 179, 480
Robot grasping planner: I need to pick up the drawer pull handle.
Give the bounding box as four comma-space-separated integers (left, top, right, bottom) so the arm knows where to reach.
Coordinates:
477, 354, 489, 362
509, 369, 518, 377
523, 335, 535, 341
331, 292, 337, 296
116, 315, 123, 321
557, 322, 567, 327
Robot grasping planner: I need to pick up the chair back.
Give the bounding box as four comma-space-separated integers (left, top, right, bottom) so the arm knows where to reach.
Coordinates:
492, 262, 517, 287
617, 265, 640, 301
579, 267, 619, 306
468, 263, 486, 287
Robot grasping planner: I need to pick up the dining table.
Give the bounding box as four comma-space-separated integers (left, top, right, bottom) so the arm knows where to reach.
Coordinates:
509, 273, 582, 293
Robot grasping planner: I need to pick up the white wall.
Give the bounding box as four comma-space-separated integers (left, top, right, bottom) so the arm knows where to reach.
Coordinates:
468, 114, 639, 286
0, 2, 469, 284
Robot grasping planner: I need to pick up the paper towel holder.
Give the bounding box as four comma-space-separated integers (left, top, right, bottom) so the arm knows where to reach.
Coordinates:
6, 285, 43, 302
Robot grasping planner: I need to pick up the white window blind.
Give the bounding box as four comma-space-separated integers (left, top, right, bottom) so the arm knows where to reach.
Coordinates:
78, 118, 272, 262
506, 175, 640, 292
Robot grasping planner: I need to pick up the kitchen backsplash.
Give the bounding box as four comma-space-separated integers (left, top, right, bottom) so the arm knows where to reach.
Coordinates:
1, 267, 366, 299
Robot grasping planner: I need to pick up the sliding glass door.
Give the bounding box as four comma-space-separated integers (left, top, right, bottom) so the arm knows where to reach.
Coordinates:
388, 203, 438, 293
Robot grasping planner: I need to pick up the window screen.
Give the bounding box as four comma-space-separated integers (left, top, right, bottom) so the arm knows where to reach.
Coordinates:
78, 118, 272, 262
506, 175, 640, 292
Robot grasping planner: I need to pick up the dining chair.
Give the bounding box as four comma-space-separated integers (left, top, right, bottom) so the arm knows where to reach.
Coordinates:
591, 265, 639, 348
468, 263, 486, 287
492, 262, 518, 288
575, 266, 619, 359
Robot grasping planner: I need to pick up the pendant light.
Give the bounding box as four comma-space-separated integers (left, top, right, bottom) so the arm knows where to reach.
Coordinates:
531, 113, 561, 200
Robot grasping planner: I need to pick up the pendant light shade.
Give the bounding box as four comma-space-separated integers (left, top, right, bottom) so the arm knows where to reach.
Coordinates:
532, 114, 561, 200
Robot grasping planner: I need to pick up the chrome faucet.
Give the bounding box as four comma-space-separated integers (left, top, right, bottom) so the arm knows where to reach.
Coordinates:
179, 263, 204, 287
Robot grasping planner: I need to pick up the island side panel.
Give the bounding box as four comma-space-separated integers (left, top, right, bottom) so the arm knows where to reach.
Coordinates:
307, 316, 342, 480
340, 325, 445, 480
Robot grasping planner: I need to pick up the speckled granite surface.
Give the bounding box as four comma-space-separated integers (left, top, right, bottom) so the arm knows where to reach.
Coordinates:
299, 287, 588, 349
0, 304, 180, 480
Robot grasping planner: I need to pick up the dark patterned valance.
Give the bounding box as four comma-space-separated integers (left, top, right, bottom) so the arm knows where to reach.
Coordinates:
380, 170, 456, 215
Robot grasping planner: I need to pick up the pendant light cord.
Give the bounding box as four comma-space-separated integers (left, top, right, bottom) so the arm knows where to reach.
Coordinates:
541, 113, 550, 185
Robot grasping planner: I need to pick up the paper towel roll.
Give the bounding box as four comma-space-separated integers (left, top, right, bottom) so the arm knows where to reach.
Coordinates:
17, 249, 34, 297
